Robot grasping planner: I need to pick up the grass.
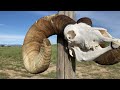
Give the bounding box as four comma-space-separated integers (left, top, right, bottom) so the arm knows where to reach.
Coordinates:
76, 60, 120, 79
0, 46, 24, 70
40, 71, 56, 78
1, 45, 120, 79
51, 44, 57, 64
0, 73, 9, 79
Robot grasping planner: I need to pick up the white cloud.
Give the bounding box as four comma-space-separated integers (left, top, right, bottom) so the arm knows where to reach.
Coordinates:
0, 35, 24, 39
0, 34, 57, 45
0, 34, 25, 44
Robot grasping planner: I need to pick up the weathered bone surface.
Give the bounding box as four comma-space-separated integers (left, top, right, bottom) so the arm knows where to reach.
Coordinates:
22, 14, 76, 74
64, 18, 120, 65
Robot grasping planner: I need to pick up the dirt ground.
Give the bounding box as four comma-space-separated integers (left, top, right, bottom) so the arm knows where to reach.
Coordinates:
0, 63, 56, 79
1, 62, 119, 79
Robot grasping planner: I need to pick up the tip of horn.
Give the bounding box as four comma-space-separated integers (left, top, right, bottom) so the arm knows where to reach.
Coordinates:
77, 17, 92, 26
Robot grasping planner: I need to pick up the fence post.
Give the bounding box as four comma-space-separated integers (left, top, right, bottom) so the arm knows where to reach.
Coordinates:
57, 11, 76, 79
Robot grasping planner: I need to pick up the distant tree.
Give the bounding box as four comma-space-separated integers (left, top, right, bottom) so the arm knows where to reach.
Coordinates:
0, 45, 5, 47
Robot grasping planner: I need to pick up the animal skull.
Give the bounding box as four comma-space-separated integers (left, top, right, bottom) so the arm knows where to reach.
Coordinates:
64, 22, 120, 62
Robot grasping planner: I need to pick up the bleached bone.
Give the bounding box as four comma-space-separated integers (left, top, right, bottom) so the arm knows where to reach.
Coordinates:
64, 22, 120, 62
69, 42, 119, 62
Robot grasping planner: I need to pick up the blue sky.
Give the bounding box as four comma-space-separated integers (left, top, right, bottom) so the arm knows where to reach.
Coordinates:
0, 11, 120, 45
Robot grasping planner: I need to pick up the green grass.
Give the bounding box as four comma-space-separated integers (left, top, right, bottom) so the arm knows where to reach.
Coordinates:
51, 44, 57, 64
0, 46, 24, 70
0, 46, 22, 59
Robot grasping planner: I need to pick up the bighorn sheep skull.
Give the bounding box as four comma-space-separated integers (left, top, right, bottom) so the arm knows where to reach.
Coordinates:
64, 20, 120, 62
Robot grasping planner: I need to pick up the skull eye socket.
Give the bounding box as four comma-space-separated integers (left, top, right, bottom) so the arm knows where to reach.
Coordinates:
67, 30, 76, 40
66, 35, 71, 40
68, 37, 71, 39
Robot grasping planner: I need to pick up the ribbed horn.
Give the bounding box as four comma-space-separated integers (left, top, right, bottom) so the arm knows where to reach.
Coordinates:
22, 14, 76, 74
94, 47, 120, 65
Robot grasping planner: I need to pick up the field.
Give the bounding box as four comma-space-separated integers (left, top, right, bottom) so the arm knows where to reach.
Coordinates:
1, 45, 120, 79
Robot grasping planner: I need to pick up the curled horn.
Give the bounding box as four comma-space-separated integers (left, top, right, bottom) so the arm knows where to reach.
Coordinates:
77, 17, 120, 65
22, 14, 76, 74
94, 48, 120, 65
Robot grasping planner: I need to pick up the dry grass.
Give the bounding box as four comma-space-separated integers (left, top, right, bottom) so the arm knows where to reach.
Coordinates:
76, 61, 120, 79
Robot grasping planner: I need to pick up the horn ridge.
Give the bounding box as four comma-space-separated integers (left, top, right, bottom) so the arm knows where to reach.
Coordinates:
22, 14, 76, 73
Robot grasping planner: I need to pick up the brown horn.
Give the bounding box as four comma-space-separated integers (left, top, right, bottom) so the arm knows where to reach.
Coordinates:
22, 14, 76, 74
94, 47, 120, 65
77, 17, 92, 26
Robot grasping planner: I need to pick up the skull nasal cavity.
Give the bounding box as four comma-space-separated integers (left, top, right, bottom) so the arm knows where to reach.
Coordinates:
67, 30, 76, 39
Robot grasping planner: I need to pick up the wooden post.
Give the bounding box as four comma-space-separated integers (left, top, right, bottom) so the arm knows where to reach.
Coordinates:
57, 11, 76, 79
